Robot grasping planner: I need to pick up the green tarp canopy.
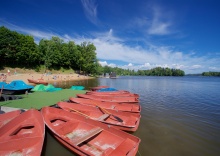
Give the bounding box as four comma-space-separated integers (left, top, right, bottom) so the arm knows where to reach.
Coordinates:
70, 86, 85, 90
31, 84, 62, 92
31, 84, 45, 91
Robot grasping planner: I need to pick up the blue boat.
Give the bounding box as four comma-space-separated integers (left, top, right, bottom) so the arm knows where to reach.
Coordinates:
97, 87, 118, 92
0, 82, 7, 88
1, 80, 34, 95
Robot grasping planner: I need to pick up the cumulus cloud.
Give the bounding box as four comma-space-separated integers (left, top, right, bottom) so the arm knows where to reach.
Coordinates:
98, 61, 108, 66
128, 63, 133, 66
108, 63, 116, 67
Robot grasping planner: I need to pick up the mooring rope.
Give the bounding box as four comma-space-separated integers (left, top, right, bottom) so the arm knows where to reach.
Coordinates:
138, 150, 142, 156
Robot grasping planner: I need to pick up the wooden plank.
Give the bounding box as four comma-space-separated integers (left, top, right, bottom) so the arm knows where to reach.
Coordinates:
73, 127, 103, 145
97, 114, 109, 121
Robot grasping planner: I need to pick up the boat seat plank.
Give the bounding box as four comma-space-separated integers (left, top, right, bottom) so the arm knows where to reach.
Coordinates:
97, 114, 109, 121
73, 127, 103, 146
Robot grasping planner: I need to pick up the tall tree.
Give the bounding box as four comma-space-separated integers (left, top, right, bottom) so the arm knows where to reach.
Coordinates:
77, 42, 97, 74
17, 35, 39, 67
39, 39, 52, 70
0, 26, 20, 65
68, 41, 79, 69
49, 37, 63, 68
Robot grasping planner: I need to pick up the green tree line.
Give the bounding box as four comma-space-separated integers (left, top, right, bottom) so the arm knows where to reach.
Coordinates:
0, 26, 185, 76
0, 26, 100, 75
202, 72, 220, 76
137, 67, 185, 76
101, 66, 185, 76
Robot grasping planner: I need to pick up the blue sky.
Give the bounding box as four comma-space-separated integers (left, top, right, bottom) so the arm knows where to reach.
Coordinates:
0, 0, 220, 74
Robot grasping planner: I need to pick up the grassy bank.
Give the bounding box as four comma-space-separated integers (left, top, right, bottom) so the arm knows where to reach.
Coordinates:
0, 89, 86, 110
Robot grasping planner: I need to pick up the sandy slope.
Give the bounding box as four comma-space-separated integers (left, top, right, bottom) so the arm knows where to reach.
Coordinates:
1, 72, 92, 84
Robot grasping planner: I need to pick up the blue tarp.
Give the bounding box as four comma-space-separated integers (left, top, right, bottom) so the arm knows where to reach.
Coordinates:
4, 80, 33, 90
97, 88, 118, 92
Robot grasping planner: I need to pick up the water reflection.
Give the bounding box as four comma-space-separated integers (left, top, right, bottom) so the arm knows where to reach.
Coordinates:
43, 76, 220, 156
52, 78, 99, 90
42, 128, 76, 156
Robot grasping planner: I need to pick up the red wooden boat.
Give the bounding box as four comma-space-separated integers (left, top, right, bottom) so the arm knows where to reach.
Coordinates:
27, 78, 48, 85
41, 107, 141, 156
0, 110, 21, 128
69, 98, 141, 113
77, 94, 139, 103
57, 102, 141, 132
0, 109, 45, 156
90, 86, 109, 91
87, 90, 129, 94
86, 91, 139, 98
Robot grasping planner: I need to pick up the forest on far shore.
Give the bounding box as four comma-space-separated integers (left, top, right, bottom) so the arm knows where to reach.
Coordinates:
1, 26, 186, 76
202, 72, 220, 76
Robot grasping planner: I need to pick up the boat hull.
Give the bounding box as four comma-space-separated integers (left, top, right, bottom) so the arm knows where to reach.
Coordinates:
1, 80, 33, 95
41, 107, 141, 156
0, 110, 21, 128
0, 109, 45, 156
86, 91, 139, 97
77, 94, 139, 103
27, 79, 48, 85
90, 86, 109, 91
57, 102, 141, 132
69, 97, 141, 113
2, 88, 32, 95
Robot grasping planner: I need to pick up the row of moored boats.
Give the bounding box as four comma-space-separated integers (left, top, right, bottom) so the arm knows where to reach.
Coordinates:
0, 86, 141, 156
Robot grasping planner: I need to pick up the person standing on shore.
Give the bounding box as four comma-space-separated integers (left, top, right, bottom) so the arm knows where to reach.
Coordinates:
7, 69, 10, 76
2, 75, 7, 82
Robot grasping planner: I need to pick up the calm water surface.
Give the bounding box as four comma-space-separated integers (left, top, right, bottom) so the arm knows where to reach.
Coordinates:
42, 76, 220, 156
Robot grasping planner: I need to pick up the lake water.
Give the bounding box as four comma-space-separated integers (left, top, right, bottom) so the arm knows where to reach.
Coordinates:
42, 76, 220, 156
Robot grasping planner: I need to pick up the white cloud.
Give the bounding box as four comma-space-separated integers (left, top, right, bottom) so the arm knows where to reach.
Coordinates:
98, 61, 108, 66
209, 67, 220, 71
128, 63, 133, 66
1, 20, 220, 74
190, 65, 202, 69
81, 0, 98, 25
144, 63, 151, 67
147, 7, 172, 35
108, 63, 116, 67
0, 19, 60, 42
